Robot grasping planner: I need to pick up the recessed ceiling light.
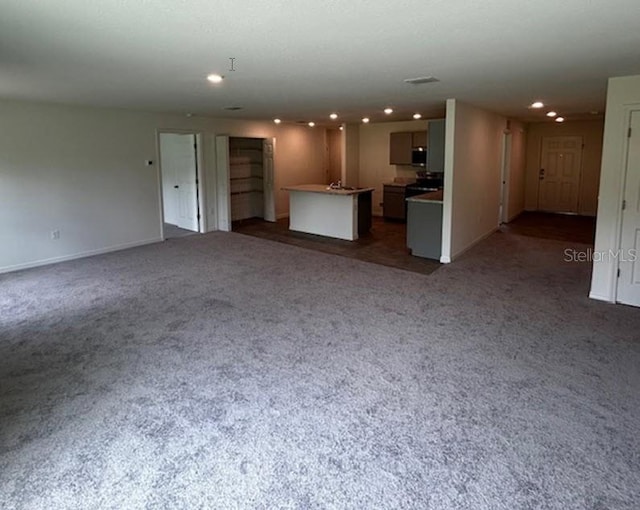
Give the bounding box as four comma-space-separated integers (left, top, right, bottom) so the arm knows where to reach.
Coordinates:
546, 111, 557, 117
413, 113, 422, 119
530, 101, 544, 109
384, 108, 393, 115
555, 117, 565, 123
329, 113, 338, 120
273, 118, 281, 124
308, 122, 315, 127
339, 126, 344, 131
362, 117, 370, 123
207, 74, 224, 84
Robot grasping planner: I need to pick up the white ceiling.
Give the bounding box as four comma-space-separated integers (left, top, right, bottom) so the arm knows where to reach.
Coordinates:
2, 0, 639, 124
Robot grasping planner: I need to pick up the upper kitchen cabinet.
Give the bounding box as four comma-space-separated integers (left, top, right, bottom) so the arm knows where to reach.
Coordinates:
412, 130, 427, 148
389, 130, 427, 165
427, 119, 445, 173
389, 132, 413, 165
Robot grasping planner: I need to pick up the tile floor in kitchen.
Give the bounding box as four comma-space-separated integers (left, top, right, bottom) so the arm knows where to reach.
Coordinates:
232, 212, 596, 276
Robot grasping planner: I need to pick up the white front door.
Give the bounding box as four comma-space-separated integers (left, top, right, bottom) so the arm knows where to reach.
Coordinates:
538, 136, 583, 213
159, 133, 199, 232
617, 110, 640, 307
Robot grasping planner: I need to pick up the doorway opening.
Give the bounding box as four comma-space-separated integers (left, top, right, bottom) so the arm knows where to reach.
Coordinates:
229, 137, 267, 225
158, 132, 203, 239
215, 135, 275, 232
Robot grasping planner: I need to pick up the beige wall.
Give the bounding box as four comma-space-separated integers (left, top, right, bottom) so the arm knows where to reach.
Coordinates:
326, 128, 342, 184
442, 99, 506, 262
342, 123, 361, 187
268, 126, 326, 217
524, 120, 604, 216
0, 99, 325, 272
591, 75, 640, 302
505, 120, 527, 222
358, 119, 428, 215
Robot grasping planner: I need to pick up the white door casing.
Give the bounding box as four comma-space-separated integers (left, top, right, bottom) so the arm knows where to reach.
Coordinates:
159, 133, 199, 232
617, 110, 640, 307
263, 138, 276, 222
538, 136, 583, 213
215, 135, 232, 232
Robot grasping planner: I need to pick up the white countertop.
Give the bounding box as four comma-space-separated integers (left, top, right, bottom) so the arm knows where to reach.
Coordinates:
383, 180, 416, 188
283, 184, 375, 196
406, 190, 444, 204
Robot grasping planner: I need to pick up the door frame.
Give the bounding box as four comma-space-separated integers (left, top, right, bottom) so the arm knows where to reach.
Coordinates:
215, 134, 277, 231
156, 129, 206, 239
536, 135, 584, 214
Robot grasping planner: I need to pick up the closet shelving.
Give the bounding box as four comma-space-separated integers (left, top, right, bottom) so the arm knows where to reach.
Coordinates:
229, 137, 264, 221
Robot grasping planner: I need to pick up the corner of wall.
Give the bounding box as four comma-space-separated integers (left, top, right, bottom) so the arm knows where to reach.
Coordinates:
440, 99, 457, 263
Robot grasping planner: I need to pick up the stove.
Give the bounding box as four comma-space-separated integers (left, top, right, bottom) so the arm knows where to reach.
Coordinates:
406, 173, 443, 197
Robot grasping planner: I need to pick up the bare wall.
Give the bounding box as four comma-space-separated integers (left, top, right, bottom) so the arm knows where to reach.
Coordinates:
342, 123, 360, 188
0, 99, 325, 272
442, 100, 506, 262
524, 120, 604, 216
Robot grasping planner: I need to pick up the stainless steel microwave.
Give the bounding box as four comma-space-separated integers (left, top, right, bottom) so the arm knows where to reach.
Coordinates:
412, 147, 427, 166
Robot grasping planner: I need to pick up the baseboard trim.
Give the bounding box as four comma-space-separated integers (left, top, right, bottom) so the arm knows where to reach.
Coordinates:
276, 212, 290, 220
0, 237, 163, 274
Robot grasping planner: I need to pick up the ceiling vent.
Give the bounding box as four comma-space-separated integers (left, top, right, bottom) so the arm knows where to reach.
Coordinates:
224, 106, 243, 111
403, 76, 439, 85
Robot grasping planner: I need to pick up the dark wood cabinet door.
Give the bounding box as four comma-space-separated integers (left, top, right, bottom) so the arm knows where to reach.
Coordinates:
389, 132, 413, 165
412, 131, 427, 148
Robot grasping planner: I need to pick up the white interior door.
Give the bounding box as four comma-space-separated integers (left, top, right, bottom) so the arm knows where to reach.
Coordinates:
538, 136, 583, 213
617, 110, 640, 307
160, 136, 178, 226
499, 132, 512, 224
263, 138, 276, 222
159, 133, 199, 232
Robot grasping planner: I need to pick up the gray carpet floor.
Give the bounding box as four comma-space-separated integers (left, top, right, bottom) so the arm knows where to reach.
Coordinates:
1, 230, 639, 509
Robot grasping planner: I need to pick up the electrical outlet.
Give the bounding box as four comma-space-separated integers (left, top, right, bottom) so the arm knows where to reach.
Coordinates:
51, 229, 60, 240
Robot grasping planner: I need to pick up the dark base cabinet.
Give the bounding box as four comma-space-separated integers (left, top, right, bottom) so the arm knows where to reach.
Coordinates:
407, 200, 443, 260
357, 191, 372, 236
383, 185, 407, 221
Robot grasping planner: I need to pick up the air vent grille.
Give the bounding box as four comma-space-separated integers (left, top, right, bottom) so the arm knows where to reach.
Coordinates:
224, 106, 243, 111
403, 76, 439, 85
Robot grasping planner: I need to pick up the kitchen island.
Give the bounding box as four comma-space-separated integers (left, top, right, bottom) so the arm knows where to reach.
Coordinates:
406, 190, 443, 260
282, 184, 374, 240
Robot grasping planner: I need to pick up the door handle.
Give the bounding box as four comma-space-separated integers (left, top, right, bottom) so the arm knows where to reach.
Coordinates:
174, 185, 179, 189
